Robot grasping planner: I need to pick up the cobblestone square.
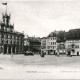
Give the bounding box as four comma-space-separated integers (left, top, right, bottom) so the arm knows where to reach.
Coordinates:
0, 54, 80, 79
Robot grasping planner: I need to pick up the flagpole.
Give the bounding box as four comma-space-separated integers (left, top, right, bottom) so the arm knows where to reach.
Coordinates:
2, 2, 7, 14
6, 2, 7, 14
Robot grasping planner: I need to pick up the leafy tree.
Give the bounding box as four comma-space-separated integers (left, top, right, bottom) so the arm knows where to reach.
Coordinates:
57, 31, 66, 43
66, 29, 80, 40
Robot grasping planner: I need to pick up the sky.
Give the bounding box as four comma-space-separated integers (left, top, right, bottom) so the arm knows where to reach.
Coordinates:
0, 0, 80, 37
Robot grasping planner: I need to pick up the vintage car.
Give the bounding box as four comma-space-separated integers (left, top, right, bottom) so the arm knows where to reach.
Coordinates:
24, 51, 34, 55
59, 49, 66, 54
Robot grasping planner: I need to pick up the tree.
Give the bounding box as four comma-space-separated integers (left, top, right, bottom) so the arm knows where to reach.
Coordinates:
57, 31, 66, 43
66, 29, 80, 40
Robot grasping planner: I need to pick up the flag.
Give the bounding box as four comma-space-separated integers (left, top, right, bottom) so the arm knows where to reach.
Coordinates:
2, 3, 7, 5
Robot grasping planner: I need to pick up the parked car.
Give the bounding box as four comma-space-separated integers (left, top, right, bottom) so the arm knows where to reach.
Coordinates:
24, 51, 34, 56
58, 49, 66, 54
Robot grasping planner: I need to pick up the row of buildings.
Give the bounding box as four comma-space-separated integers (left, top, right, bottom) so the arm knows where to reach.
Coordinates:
24, 36, 41, 54
1, 11, 80, 56
24, 29, 80, 56
41, 30, 80, 56
1, 3, 80, 56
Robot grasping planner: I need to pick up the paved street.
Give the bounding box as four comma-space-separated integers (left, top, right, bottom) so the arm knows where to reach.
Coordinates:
0, 54, 80, 79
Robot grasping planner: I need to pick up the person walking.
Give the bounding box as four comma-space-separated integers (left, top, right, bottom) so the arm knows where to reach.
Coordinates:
11, 52, 13, 58
57, 51, 59, 57
40, 51, 45, 57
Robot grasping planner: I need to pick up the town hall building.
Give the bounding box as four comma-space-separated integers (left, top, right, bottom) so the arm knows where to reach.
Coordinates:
0, 12, 24, 54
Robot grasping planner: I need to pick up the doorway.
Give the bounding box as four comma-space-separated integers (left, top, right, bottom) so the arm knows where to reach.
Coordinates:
77, 52, 79, 56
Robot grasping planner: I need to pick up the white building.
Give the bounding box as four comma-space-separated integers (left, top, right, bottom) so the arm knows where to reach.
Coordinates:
46, 32, 57, 55
24, 38, 29, 46
57, 42, 66, 55
41, 31, 61, 55
65, 40, 80, 56
65, 29, 80, 56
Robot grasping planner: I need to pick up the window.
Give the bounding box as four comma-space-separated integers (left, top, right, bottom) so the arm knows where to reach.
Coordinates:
14, 36, 15, 39
51, 42, 52, 45
1, 26, 4, 31
0, 39, 1, 44
12, 40, 14, 44
75, 45, 79, 48
0, 25, 1, 29
47, 46, 50, 49
53, 37, 54, 40
21, 42, 22, 45
21, 37, 22, 39
11, 28, 13, 32
11, 35, 12, 39
11, 41, 12, 44
1, 34, 4, 38
2, 40, 3, 44
18, 36, 19, 39
4, 39, 6, 44
0, 34, 1, 38
6, 35, 8, 38
55, 37, 56, 40
6, 40, 8, 44
17, 41, 19, 45
14, 41, 15, 44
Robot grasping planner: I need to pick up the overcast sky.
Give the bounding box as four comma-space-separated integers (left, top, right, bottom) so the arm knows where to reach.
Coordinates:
0, 1, 80, 37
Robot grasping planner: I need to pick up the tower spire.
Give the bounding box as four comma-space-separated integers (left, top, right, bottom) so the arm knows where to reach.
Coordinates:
2, 2, 10, 26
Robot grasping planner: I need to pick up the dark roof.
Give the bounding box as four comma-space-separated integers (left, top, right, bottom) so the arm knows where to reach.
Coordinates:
47, 31, 59, 37
14, 31, 24, 35
41, 37, 47, 39
27, 37, 41, 42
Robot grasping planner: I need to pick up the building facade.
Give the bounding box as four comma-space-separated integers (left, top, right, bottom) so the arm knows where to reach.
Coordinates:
41, 29, 80, 56
66, 40, 80, 56
56, 31, 66, 55
24, 37, 41, 54
65, 29, 80, 56
46, 32, 57, 55
0, 13, 24, 54
41, 37, 46, 54
57, 42, 66, 55
41, 31, 61, 55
